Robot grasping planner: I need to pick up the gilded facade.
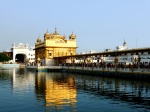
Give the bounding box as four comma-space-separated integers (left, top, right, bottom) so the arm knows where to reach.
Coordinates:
35, 28, 77, 66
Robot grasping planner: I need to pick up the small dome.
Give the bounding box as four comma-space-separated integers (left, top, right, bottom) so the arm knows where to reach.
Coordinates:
37, 37, 41, 43
70, 32, 76, 37
69, 32, 76, 39
44, 29, 51, 36
44, 31, 50, 35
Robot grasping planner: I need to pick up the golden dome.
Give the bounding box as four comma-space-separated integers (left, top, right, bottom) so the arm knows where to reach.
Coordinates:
44, 29, 50, 36
71, 32, 76, 36
69, 32, 76, 39
37, 37, 41, 43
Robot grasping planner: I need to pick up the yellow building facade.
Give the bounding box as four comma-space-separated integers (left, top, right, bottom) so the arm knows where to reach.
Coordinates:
35, 28, 77, 66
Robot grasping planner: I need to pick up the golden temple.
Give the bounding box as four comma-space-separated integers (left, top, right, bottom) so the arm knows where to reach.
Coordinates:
35, 28, 77, 66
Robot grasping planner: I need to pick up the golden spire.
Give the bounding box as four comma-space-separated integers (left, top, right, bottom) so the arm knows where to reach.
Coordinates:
53, 27, 59, 35
55, 27, 57, 32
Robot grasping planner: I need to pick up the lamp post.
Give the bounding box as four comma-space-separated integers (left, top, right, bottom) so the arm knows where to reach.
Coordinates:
37, 57, 41, 67
114, 56, 119, 72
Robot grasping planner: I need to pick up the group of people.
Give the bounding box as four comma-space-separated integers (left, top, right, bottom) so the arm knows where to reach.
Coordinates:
61, 61, 150, 69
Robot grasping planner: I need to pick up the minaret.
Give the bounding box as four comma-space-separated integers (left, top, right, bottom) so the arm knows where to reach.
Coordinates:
123, 40, 126, 47
55, 28, 57, 33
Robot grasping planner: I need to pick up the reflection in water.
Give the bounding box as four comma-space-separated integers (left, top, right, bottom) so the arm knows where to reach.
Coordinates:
12, 68, 35, 95
75, 74, 150, 109
34, 71, 150, 110
35, 72, 77, 110
1, 68, 150, 111
0, 68, 35, 95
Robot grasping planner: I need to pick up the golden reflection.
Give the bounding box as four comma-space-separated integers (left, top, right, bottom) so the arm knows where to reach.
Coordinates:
35, 72, 77, 109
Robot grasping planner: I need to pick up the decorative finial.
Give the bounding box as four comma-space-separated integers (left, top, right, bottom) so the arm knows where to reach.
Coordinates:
124, 39, 126, 43
123, 39, 126, 46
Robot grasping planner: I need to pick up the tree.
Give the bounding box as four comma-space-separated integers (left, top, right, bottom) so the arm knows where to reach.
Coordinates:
0, 53, 11, 62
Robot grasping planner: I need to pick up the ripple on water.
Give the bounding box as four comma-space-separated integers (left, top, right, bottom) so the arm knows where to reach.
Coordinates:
1, 70, 150, 112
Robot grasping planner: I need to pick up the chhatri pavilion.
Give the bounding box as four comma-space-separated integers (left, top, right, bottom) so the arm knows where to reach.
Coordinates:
35, 28, 77, 66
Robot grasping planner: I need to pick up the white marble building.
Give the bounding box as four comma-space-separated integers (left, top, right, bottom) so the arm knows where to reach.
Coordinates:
116, 40, 128, 51
11, 43, 35, 65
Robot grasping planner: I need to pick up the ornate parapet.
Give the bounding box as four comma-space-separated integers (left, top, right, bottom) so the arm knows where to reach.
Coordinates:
12, 43, 30, 49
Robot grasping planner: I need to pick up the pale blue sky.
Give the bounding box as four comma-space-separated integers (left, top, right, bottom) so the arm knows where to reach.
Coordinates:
0, 0, 150, 53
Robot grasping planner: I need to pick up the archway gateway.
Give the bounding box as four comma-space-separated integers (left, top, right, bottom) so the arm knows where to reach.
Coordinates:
15, 54, 26, 63
11, 43, 35, 64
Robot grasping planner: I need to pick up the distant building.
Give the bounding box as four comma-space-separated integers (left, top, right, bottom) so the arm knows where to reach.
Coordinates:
105, 49, 112, 52
34, 28, 77, 66
3, 50, 13, 59
89, 50, 96, 54
116, 40, 128, 51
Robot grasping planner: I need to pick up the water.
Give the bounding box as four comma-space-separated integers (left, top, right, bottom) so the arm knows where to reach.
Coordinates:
0, 68, 150, 112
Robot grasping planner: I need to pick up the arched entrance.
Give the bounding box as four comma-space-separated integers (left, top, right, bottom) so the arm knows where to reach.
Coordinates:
12, 43, 35, 64
15, 54, 26, 63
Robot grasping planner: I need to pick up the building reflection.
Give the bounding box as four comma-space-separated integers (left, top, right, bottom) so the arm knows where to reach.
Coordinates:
11, 68, 35, 94
0, 68, 35, 95
74, 74, 150, 107
1, 68, 150, 109
35, 72, 150, 109
35, 72, 77, 109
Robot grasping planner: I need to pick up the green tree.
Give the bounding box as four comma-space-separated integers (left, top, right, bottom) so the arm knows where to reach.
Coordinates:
0, 53, 11, 62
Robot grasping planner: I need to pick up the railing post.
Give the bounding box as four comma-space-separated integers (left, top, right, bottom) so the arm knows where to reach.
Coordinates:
114, 54, 119, 72
138, 53, 140, 70
101, 55, 104, 72
131, 54, 134, 73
